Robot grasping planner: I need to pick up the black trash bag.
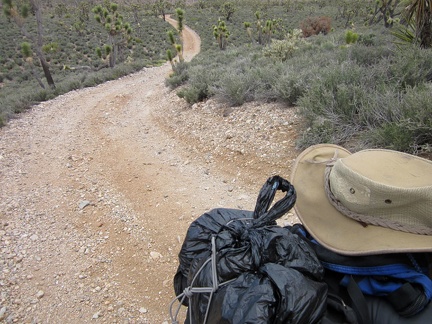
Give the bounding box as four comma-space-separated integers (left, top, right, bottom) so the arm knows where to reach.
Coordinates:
188, 261, 328, 324
173, 176, 327, 324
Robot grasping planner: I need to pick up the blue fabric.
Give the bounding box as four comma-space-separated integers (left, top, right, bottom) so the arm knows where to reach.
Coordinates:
292, 224, 432, 304
322, 262, 432, 300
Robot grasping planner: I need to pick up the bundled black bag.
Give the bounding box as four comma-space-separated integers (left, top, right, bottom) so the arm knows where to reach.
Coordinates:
172, 176, 328, 324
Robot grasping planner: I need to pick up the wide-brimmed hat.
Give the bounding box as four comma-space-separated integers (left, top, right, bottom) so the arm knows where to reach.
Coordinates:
290, 144, 432, 256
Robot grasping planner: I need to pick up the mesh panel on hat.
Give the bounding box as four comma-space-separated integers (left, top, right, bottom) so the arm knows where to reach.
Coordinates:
330, 159, 432, 230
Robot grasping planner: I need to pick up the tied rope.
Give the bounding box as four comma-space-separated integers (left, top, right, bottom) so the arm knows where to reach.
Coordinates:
323, 161, 432, 236
168, 235, 236, 324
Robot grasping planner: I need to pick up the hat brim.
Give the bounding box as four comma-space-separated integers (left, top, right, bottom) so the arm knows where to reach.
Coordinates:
290, 144, 432, 256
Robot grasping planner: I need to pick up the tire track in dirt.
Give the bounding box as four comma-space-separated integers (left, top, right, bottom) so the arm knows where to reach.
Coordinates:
1, 18, 244, 323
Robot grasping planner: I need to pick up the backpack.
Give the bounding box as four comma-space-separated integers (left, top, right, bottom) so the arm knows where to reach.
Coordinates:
290, 224, 432, 324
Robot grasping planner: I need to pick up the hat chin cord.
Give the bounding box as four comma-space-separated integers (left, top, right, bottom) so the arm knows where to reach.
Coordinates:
324, 165, 432, 236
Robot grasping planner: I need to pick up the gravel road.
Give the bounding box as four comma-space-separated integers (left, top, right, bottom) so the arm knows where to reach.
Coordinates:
0, 17, 300, 323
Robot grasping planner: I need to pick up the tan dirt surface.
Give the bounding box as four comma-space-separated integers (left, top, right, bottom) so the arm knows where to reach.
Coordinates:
0, 18, 300, 323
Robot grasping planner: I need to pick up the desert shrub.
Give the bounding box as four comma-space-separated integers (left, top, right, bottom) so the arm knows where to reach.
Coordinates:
300, 16, 332, 38
177, 86, 207, 104
365, 85, 432, 153
295, 42, 432, 153
263, 29, 306, 62
212, 68, 255, 106
296, 60, 387, 147
274, 63, 319, 106
63, 77, 84, 92
370, 122, 418, 152
165, 61, 190, 89
7, 91, 34, 114
342, 44, 394, 66
388, 46, 432, 89
297, 118, 357, 149
177, 64, 219, 104
249, 62, 282, 102
357, 33, 376, 46
345, 30, 358, 44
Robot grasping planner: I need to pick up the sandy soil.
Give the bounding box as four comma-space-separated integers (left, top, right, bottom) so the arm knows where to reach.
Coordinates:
0, 17, 301, 323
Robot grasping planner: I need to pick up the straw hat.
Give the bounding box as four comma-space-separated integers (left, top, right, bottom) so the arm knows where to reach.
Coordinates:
290, 144, 432, 256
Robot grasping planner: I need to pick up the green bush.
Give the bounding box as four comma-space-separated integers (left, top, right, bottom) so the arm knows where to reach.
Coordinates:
177, 87, 204, 104
365, 85, 432, 153
274, 64, 315, 106
165, 61, 190, 89
177, 64, 219, 104
263, 29, 306, 62
345, 30, 358, 44
296, 59, 386, 147
213, 70, 254, 106
388, 46, 432, 89
248, 63, 281, 102
342, 44, 393, 66
357, 33, 376, 46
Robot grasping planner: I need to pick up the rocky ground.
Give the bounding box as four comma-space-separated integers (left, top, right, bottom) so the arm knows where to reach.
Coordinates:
0, 18, 301, 323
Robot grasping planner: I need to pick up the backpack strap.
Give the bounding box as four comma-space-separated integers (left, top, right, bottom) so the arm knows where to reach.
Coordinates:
322, 293, 359, 324
346, 276, 371, 324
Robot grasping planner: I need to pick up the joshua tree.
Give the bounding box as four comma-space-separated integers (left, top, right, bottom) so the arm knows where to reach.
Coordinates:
166, 8, 185, 65
175, 8, 185, 51
92, 2, 132, 68
167, 30, 183, 63
21, 41, 45, 88
213, 18, 230, 50
2, 0, 55, 89
220, 2, 236, 22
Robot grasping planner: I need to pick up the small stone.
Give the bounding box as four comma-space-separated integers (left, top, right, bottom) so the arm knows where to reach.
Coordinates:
92, 311, 101, 319
36, 290, 44, 299
0, 307, 6, 320
149, 251, 162, 260
237, 194, 250, 201
30, 234, 39, 241
78, 201, 91, 210
139, 307, 147, 313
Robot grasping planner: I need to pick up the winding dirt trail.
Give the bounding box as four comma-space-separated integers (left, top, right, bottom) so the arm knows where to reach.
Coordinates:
0, 18, 299, 323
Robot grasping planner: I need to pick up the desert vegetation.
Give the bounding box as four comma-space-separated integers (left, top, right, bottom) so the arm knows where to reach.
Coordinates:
1, 0, 432, 155
0, 0, 177, 125
167, 0, 432, 155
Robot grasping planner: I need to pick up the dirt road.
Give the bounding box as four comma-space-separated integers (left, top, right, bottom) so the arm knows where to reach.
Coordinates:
0, 18, 299, 323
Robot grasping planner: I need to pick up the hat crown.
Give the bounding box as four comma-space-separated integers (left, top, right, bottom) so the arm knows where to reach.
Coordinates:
330, 152, 432, 234
341, 150, 432, 187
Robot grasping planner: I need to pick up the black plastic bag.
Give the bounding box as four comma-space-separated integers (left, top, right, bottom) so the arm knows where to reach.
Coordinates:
172, 176, 327, 324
